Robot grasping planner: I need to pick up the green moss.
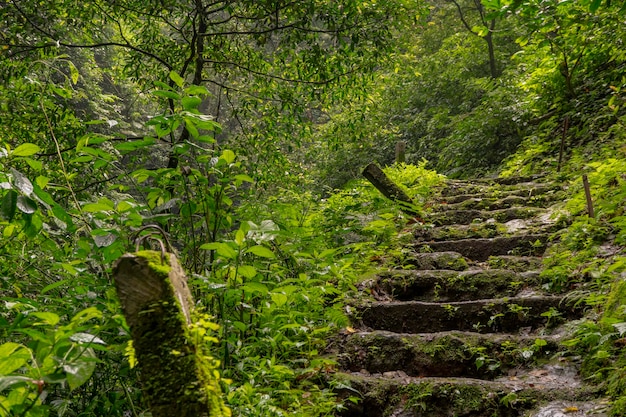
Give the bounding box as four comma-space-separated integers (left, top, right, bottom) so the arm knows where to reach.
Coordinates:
603, 278, 626, 321
135, 250, 171, 276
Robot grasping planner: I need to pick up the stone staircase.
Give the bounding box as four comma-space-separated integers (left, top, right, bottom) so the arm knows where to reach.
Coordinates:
333, 177, 607, 417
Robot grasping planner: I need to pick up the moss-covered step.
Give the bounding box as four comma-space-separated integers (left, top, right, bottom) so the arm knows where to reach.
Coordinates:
486, 255, 544, 272
416, 234, 550, 261
436, 193, 564, 212
429, 207, 544, 226
440, 185, 564, 205
437, 179, 555, 198
375, 269, 541, 302
401, 251, 469, 271
357, 295, 581, 333
334, 369, 599, 417
336, 330, 562, 379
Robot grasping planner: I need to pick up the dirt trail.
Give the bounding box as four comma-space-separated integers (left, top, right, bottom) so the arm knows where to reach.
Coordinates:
333, 176, 607, 417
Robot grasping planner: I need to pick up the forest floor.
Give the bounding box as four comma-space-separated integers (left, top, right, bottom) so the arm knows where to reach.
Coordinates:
330, 176, 610, 417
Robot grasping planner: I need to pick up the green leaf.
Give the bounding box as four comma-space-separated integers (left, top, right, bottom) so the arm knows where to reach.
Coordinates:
16, 196, 37, 214
31, 312, 60, 326
221, 149, 236, 164
246, 245, 275, 258
0, 376, 31, 391
200, 242, 238, 259
169, 71, 185, 88
238, 265, 257, 279
69, 333, 106, 345
11, 168, 33, 195
1, 190, 17, 221
23, 157, 43, 171
270, 292, 288, 307
185, 85, 209, 96
68, 61, 79, 84
153, 90, 181, 100
11, 143, 41, 157
41, 279, 71, 295
0, 343, 30, 375
241, 281, 267, 295
182, 96, 202, 111
64, 348, 96, 390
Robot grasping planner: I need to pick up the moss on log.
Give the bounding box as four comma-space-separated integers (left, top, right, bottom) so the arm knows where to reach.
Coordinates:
113, 250, 230, 417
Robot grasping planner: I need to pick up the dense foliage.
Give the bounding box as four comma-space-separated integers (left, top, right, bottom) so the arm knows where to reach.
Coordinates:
1, 0, 625, 415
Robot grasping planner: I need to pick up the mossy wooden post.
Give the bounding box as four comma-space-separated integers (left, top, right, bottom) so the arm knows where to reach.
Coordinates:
113, 250, 229, 417
395, 141, 406, 164
362, 163, 418, 215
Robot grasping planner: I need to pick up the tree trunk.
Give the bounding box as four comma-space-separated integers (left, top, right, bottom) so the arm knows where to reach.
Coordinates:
113, 251, 229, 417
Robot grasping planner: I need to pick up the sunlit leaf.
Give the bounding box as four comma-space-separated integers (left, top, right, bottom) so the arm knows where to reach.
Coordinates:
11, 143, 41, 157
70, 333, 106, 345
30, 312, 60, 326
169, 71, 185, 88
246, 245, 275, 258
0, 343, 30, 375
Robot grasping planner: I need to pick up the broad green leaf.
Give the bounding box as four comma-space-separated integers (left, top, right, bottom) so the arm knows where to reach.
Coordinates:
16, 196, 37, 214
182, 96, 202, 111
82, 203, 113, 212
0, 343, 30, 375
246, 245, 275, 258
237, 265, 257, 279
241, 281, 268, 295
35, 176, 49, 189
30, 312, 60, 326
11, 143, 40, 157
70, 307, 103, 325
64, 348, 96, 390
23, 157, 43, 171
221, 149, 236, 164
11, 169, 33, 195
169, 71, 185, 88
234, 174, 254, 183
153, 90, 181, 100
200, 242, 238, 260
270, 292, 288, 307
1, 190, 17, 221
3, 223, 16, 238
185, 85, 209, 95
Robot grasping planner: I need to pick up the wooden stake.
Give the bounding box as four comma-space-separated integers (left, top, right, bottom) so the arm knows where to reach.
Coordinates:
557, 116, 569, 172
114, 251, 229, 417
362, 163, 418, 214
395, 141, 406, 164
582, 174, 594, 218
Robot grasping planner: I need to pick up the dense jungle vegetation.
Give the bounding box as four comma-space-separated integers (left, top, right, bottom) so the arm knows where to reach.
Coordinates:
0, 0, 625, 415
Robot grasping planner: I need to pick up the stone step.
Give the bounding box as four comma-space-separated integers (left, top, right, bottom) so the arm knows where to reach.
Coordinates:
429, 207, 544, 226
335, 369, 599, 417
485, 255, 544, 272
438, 179, 554, 198
416, 234, 550, 261
401, 251, 469, 271
375, 269, 540, 302
358, 295, 580, 333
440, 185, 564, 205
437, 193, 563, 212
337, 330, 562, 379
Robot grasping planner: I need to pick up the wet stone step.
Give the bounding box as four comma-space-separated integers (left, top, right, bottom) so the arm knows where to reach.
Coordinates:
335, 370, 598, 417
417, 234, 550, 261
337, 330, 562, 379
441, 185, 564, 205
438, 179, 554, 198
437, 194, 557, 212
429, 207, 544, 226
485, 255, 544, 272
375, 269, 541, 302
358, 295, 581, 334
401, 251, 469, 271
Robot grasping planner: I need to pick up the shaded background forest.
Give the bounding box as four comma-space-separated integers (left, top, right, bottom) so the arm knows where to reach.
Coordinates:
1, 0, 625, 416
